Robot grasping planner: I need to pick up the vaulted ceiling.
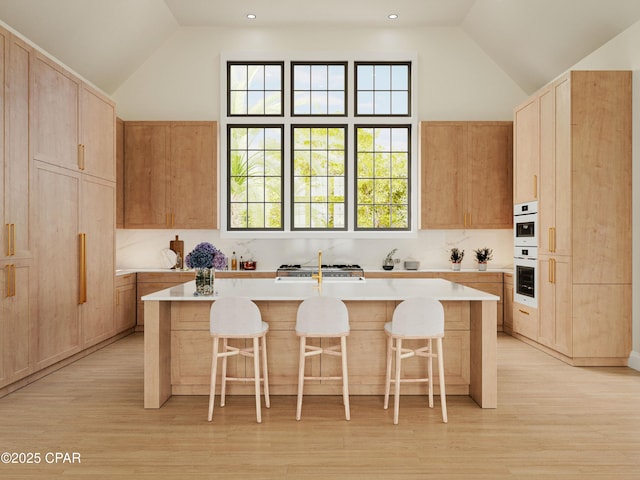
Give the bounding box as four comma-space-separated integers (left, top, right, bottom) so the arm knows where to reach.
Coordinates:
0, 0, 639, 95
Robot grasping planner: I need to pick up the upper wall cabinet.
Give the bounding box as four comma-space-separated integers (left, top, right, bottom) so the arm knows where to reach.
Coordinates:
513, 97, 540, 204
123, 121, 217, 229
420, 121, 513, 229
30, 52, 115, 182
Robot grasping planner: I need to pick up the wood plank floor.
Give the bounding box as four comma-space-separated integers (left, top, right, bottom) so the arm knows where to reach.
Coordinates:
1, 333, 640, 479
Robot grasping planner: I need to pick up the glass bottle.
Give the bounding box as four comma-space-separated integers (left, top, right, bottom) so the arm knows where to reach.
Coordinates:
231, 251, 237, 270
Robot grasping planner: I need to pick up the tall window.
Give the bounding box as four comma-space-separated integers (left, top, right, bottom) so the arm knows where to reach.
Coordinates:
228, 126, 283, 230
292, 126, 347, 230
225, 59, 413, 233
355, 126, 410, 229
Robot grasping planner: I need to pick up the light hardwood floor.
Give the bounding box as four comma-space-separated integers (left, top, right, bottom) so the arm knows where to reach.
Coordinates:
1, 333, 640, 479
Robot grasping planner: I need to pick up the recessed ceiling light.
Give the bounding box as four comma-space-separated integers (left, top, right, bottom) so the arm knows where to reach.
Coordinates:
247, 14, 256, 19
388, 14, 398, 20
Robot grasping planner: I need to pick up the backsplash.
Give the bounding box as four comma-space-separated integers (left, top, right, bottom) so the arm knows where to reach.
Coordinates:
116, 229, 514, 271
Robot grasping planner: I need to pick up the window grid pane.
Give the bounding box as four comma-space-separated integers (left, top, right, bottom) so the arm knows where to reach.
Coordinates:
291, 125, 347, 230
291, 62, 347, 116
228, 125, 283, 230
355, 62, 411, 116
228, 62, 284, 116
355, 125, 411, 230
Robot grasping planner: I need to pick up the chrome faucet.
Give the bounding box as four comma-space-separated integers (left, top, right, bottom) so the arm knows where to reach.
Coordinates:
311, 250, 322, 286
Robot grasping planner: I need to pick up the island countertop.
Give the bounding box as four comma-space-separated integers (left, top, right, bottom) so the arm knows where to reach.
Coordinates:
142, 277, 500, 302
143, 277, 498, 411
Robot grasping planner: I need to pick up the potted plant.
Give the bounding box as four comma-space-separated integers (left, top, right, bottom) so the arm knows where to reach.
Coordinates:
473, 247, 493, 271
383, 248, 398, 270
449, 248, 464, 271
185, 242, 228, 295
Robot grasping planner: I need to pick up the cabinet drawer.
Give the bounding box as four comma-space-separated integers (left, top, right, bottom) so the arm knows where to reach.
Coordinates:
513, 303, 538, 340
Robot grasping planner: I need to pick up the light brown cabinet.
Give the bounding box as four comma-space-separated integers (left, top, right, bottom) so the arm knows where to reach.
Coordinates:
116, 118, 124, 228
1, 24, 118, 395
513, 70, 632, 366
115, 273, 137, 332
136, 271, 195, 328
503, 273, 513, 333
123, 121, 217, 229
420, 121, 512, 229
1, 32, 35, 390
513, 97, 539, 204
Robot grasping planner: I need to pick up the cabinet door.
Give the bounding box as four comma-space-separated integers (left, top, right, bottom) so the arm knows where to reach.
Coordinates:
513, 98, 539, 204
467, 123, 513, 228
420, 122, 466, 228
80, 84, 115, 181
1, 261, 34, 387
3, 34, 33, 260
32, 161, 81, 368
538, 256, 572, 356
81, 176, 115, 347
116, 118, 124, 228
123, 122, 170, 228
538, 87, 555, 255
170, 122, 217, 228
115, 282, 137, 332
30, 52, 80, 171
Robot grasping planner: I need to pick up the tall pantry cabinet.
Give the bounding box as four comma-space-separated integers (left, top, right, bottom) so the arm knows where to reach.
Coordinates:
513, 71, 632, 366
1, 30, 35, 387
1, 24, 119, 393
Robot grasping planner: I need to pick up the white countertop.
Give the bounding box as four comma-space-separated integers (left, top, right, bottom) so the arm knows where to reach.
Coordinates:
141, 277, 500, 302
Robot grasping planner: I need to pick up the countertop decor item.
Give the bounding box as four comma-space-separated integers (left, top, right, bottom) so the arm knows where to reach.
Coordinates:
169, 235, 184, 269
383, 248, 398, 270
449, 248, 464, 271
473, 247, 493, 271
185, 242, 228, 295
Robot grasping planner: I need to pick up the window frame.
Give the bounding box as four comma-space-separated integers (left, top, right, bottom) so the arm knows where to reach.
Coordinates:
226, 124, 285, 231
227, 61, 285, 117
354, 124, 412, 231
290, 61, 348, 117
290, 124, 349, 231
220, 53, 418, 239
354, 61, 412, 117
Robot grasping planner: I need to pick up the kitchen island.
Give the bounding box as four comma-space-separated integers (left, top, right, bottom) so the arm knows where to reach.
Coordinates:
143, 277, 499, 409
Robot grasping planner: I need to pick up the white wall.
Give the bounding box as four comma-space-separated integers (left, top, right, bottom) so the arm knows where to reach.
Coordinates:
569, 21, 640, 370
113, 25, 523, 272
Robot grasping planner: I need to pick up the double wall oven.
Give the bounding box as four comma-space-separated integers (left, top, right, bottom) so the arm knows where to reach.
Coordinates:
514, 201, 537, 307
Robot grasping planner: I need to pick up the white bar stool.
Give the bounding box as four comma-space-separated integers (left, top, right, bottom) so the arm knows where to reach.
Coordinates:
295, 296, 351, 421
207, 297, 270, 423
384, 297, 448, 425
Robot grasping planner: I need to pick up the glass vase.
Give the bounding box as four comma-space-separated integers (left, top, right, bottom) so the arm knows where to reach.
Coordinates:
194, 267, 215, 295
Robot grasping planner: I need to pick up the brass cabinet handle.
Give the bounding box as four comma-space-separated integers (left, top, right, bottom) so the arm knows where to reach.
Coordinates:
78, 144, 86, 170
5, 264, 15, 298
5, 224, 16, 256
518, 309, 530, 315
534, 175, 538, 199
79, 233, 87, 304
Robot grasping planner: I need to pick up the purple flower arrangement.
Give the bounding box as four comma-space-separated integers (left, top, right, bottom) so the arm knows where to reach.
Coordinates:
185, 242, 228, 270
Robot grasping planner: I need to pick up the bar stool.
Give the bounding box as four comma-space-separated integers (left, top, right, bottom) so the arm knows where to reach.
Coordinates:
384, 297, 448, 425
207, 297, 270, 423
296, 296, 350, 421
